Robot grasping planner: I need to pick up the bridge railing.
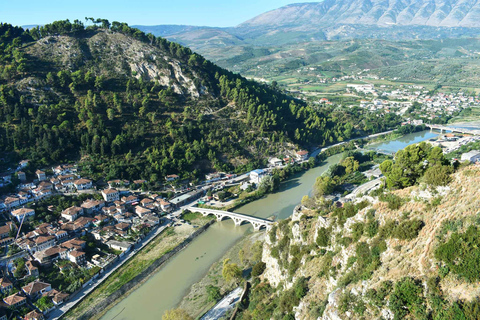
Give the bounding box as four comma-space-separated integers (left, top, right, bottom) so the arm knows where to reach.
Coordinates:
187, 207, 273, 224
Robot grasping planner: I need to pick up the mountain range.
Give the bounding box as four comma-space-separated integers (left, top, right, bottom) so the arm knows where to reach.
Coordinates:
241, 0, 480, 28
135, 0, 480, 52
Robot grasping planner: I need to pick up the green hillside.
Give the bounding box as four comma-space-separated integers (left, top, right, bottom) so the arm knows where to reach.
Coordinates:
0, 20, 399, 183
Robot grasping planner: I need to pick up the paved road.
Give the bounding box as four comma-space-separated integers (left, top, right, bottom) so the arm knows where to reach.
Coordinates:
345, 178, 382, 200
48, 223, 170, 320
201, 287, 243, 320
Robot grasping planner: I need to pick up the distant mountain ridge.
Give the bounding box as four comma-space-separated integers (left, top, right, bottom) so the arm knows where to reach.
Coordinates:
136, 0, 480, 52
240, 0, 480, 28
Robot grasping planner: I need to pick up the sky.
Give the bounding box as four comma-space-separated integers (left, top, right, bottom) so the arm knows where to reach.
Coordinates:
2, 0, 320, 28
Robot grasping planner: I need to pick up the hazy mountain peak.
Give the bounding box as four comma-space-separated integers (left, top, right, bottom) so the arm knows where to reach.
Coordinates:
239, 0, 480, 28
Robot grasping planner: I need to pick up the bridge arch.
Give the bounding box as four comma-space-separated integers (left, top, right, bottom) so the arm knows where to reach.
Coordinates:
186, 207, 273, 231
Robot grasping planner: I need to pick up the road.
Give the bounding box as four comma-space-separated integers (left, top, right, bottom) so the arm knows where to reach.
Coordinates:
48, 223, 170, 320
344, 178, 382, 200
201, 287, 243, 320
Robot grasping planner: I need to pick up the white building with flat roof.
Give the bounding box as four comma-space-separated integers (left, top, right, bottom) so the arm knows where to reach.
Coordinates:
461, 150, 480, 163
250, 169, 268, 184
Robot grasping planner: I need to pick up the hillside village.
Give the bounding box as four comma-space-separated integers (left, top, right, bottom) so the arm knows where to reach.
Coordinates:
285, 70, 480, 123
0, 148, 313, 319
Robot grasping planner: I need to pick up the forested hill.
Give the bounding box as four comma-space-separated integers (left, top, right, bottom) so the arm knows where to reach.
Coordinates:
0, 20, 397, 182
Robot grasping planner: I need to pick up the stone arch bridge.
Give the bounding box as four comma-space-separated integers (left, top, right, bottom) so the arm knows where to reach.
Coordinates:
187, 207, 274, 231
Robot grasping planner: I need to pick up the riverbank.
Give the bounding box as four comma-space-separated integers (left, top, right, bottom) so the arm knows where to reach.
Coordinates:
364, 125, 426, 145
177, 231, 265, 319
198, 162, 316, 213
64, 217, 214, 320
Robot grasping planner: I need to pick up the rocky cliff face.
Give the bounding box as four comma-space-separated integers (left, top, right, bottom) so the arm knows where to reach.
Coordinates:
254, 166, 480, 319
28, 31, 204, 98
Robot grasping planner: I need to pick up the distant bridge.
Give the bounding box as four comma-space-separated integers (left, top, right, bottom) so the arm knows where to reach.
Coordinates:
426, 124, 480, 136
187, 207, 274, 231
357, 148, 396, 156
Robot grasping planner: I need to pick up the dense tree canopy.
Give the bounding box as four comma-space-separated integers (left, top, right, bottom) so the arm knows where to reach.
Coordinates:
0, 20, 401, 182
380, 142, 451, 189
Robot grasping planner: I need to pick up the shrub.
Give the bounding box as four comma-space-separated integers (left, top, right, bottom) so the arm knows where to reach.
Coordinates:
379, 193, 404, 210
206, 285, 221, 302
269, 225, 277, 243
309, 300, 328, 318
423, 165, 452, 186
271, 246, 280, 259
389, 278, 426, 320
435, 225, 480, 282
288, 257, 300, 277
393, 219, 424, 240
365, 220, 379, 238
379, 219, 397, 239
316, 227, 330, 247
251, 262, 266, 277
339, 237, 353, 247
351, 222, 364, 241
294, 277, 309, 299
367, 280, 393, 307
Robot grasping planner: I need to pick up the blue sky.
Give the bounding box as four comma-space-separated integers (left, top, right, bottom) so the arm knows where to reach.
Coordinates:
2, 0, 320, 27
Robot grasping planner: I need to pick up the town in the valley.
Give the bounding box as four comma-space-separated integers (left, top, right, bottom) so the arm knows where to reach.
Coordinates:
0, 148, 314, 319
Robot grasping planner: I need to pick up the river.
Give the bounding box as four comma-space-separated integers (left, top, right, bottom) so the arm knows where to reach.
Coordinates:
101, 131, 437, 320
365, 130, 439, 154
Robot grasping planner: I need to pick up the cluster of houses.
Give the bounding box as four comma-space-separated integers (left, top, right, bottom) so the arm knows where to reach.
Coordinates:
0, 163, 94, 213
345, 84, 478, 120
427, 134, 480, 155
0, 269, 68, 319
0, 149, 317, 317
0, 185, 176, 319
0, 161, 186, 318
268, 150, 309, 168
247, 150, 310, 186
0, 276, 70, 319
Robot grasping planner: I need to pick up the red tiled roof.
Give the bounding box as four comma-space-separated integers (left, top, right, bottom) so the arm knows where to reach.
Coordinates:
22, 281, 50, 295
3, 292, 25, 305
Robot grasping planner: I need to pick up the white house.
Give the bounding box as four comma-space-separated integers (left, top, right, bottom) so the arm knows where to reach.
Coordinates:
81, 199, 105, 214
135, 206, 151, 217
17, 171, 26, 181
101, 188, 119, 202
61, 206, 84, 222
4, 197, 20, 209
106, 240, 133, 252
158, 199, 172, 212
36, 170, 46, 181
18, 160, 29, 169
268, 158, 283, 167
73, 178, 92, 190
296, 150, 309, 161
461, 150, 480, 163
11, 207, 35, 222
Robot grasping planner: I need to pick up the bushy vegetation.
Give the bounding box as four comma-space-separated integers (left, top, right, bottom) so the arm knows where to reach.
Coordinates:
389, 277, 426, 320
380, 142, 452, 189
237, 277, 309, 320
316, 227, 331, 247
337, 239, 386, 286
435, 225, 480, 282
378, 219, 424, 240
251, 262, 266, 277
379, 193, 404, 210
